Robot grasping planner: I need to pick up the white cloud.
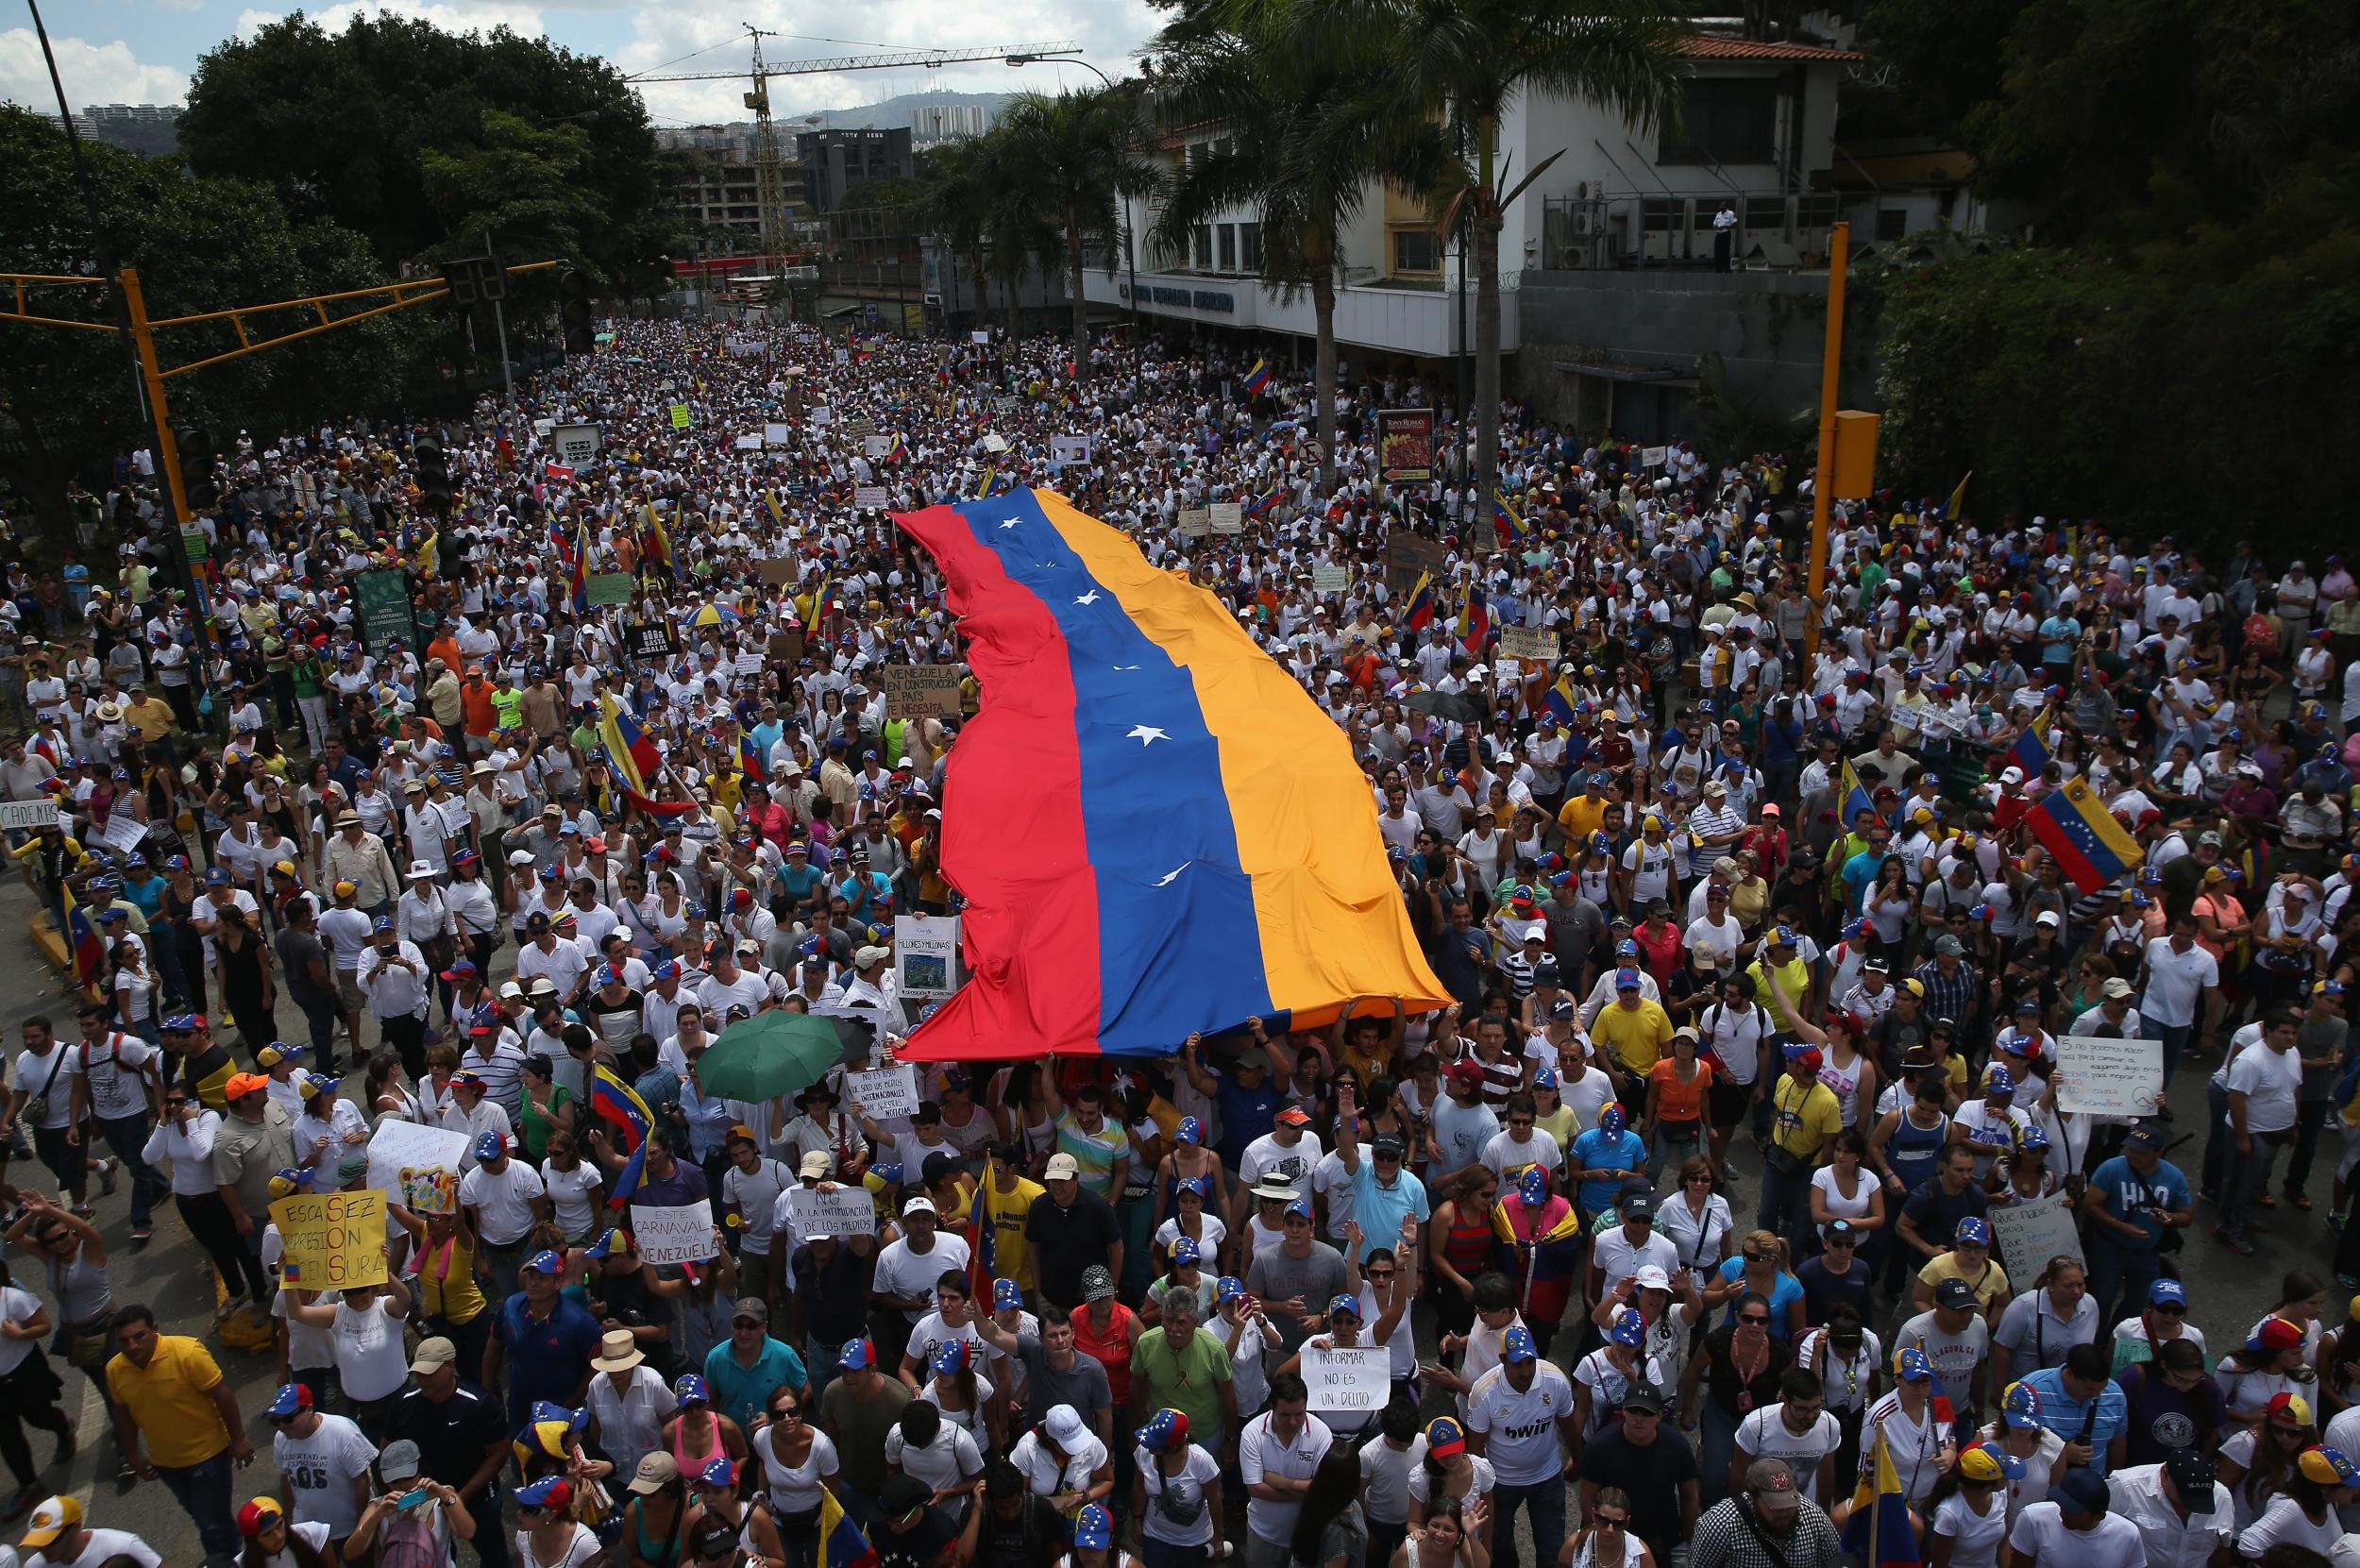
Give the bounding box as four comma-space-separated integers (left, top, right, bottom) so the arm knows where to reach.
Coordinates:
614, 0, 1157, 126
0, 27, 189, 110
233, 0, 552, 44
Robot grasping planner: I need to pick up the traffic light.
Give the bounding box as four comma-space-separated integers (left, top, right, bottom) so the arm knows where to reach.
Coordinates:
414, 435, 453, 515
175, 426, 217, 512
557, 264, 594, 355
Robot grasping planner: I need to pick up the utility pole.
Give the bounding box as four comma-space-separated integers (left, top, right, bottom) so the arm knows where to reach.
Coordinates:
487, 228, 514, 403
1804, 220, 1850, 658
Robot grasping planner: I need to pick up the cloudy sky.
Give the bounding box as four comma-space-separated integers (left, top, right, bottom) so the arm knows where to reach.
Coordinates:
5, 0, 1158, 126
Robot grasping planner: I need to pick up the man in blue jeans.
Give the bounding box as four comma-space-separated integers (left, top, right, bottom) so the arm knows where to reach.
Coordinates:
71, 1002, 162, 1246
1465, 1325, 1577, 1568
107, 1304, 250, 1565
2079, 1123, 2192, 1321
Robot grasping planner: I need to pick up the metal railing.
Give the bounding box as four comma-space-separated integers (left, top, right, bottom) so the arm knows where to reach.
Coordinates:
1539, 191, 1844, 271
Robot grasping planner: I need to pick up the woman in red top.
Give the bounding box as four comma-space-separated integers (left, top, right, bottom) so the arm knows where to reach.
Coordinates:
1069, 1264, 1140, 1408
1634, 900, 1684, 985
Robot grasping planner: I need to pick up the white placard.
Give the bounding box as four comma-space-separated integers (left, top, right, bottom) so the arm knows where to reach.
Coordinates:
2052, 1035, 2165, 1118
810, 406, 832, 426
853, 486, 889, 509
630, 1202, 717, 1266
0, 800, 57, 831
894, 914, 960, 1001
532, 418, 554, 438
980, 432, 1007, 454
865, 434, 892, 459
833, 347, 851, 365
733, 433, 763, 450
843, 1065, 919, 1121
1208, 502, 1243, 534
1177, 508, 1210, 539
1312, 565, 1349, 595
1301, 1343, 1391, 1414
363, 1120, 470, 1205
763, 423, 793, 447
96, 814, 148, 855
1984, 1189, 2082, 1275
1050, 435, 1092, 464
786, 1184, 879, 1240
1642, 446, 1667, 468
552, 424, 601, 467
970, 329, 990, 345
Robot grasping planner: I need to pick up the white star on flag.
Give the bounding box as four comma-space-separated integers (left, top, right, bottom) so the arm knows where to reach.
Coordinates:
1127, 725, 1168, 745
1074, 590, 1102, 606
1155, 862, 1191, 886
1111, 664, 1140, 670
998, 519, 1020, 530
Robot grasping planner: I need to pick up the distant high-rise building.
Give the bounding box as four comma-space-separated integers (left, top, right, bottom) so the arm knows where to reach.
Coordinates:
794, 127, 913, 213
910, 102, 991, 144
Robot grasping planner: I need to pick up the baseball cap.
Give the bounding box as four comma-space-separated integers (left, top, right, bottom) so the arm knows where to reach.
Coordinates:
2164, 1446, 2216, 1508
2052, 1467, 2109, 1515
1043, 1153, 1081, 1181
1500, 1325, 1537, 1363
1894, 1346, 1934, 1383
1957, 1442, 2025, 1484
409, 1337, 458, 1374
1935, 1277, 1979, 1309
840, 1337, 878, 1371
379, 1438, 424, 1483
265, 1382, 314, 1418
2000, 1380, 2043, 1428
19, 1495, 81, 1548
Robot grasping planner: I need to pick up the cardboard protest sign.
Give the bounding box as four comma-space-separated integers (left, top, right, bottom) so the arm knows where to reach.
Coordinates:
1497, 627, 1559, 664
268, 1189, 388, 1289
786, 1185, 877, 1239
2053, 1036, 2165, 1118
844, 1065, 919, 1121
629, 1203, 716, 1266
1301, 1343, 1391, 1414
884, 666, 961, 720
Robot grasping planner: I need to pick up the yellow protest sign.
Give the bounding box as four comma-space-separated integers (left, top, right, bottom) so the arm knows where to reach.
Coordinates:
267, 1189, 388, 1289
669, 403, 691, 430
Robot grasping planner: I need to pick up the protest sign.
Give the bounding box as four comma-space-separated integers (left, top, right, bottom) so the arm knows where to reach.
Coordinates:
895, 915, 960, 1000
0, 801, 56, 832
758, 558, 801, 586
1312, 565, 1350, 594
1177, 507, 1211, 539
1385, 534, 1447, 594
552, 424, 601, 467
1497, 627, 1559, 664
1986, 1190, 2082, 1274
630, 1203, 716, 1266
884, 666, 962, 720
844, 1065, 919, 1121
733, 433, 763, 450
2053, 1036, 2166, 1118
1050, 435, 1092, 464
865, 433, 892, 459
1209, 502, 1244, 534
365, 1120, 469, 1206
764, 423, 793, 447
629, 622, 678, 661
95, 814, 148, 856
841, 418, 877, 439
669, 403, 691, 430
268, 1189, 388, 1289
1375, 409, 1436, 482
853, 485, 889, 509
1642, 446, 1667, 468
586, 573, 636, 608
355, 569, 416, 657
767, 629, 806, 665
1301, 1344, 1391, 1415
786, 1185, 878, 1239
971, 329, 990, 345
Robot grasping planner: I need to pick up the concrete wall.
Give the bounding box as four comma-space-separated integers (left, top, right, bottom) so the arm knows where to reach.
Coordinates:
1517, 266, 1880, 437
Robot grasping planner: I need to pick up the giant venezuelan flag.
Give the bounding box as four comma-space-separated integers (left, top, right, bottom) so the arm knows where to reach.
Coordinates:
2028, 773, 2141, 893
893, 488, 1450, 1059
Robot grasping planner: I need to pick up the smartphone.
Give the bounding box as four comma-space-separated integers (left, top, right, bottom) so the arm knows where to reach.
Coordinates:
395, 1489, 430, 1511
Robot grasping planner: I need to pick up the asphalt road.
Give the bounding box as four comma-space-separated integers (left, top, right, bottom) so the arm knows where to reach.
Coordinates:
0, 870, 2324, 1566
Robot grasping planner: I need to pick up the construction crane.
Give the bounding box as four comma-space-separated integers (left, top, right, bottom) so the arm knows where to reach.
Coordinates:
631, 28, 1083, 280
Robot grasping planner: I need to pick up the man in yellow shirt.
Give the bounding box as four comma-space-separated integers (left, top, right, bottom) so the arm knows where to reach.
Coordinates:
108, 1306, 252, 1560
1762, 1044, 1841, 1239
1593, 968, 1673, 1104
979, 1144, 1047, 1292
1557, 772, 1611, 841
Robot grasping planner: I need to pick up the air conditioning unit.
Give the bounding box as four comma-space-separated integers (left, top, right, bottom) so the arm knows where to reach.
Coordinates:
1572, 210, 1595, 236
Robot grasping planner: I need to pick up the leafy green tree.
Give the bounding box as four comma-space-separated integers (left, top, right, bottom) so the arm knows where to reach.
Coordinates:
419, 110, 610, 269
992, 90, 1152, 380
180, 14, 671, 285
0, 106, 423, 532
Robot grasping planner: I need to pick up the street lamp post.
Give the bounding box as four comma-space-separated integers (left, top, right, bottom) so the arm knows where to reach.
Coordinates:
1005, 53, 1139, 339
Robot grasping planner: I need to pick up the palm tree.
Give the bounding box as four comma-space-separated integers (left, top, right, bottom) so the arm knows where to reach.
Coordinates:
1151, 12, 1445, 490
921, 138, 994, 332
1350, 0, 1686, 519
990, 89, 1149, 381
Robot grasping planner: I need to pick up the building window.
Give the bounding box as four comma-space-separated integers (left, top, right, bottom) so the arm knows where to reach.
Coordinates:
1239, 222, 1262, 273
1392, 228, 1441, 274
1192, 225, 1213, 269
1876, 207, 1909, 242
1658, 76, 1778, 165
1217, 225, 1237, 272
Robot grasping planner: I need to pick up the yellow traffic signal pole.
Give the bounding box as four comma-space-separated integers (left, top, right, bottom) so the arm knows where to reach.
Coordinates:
1804, 220, 1850, 660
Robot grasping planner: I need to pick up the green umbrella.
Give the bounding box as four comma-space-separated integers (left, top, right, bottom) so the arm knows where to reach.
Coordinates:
696, 1011, 844, 1104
